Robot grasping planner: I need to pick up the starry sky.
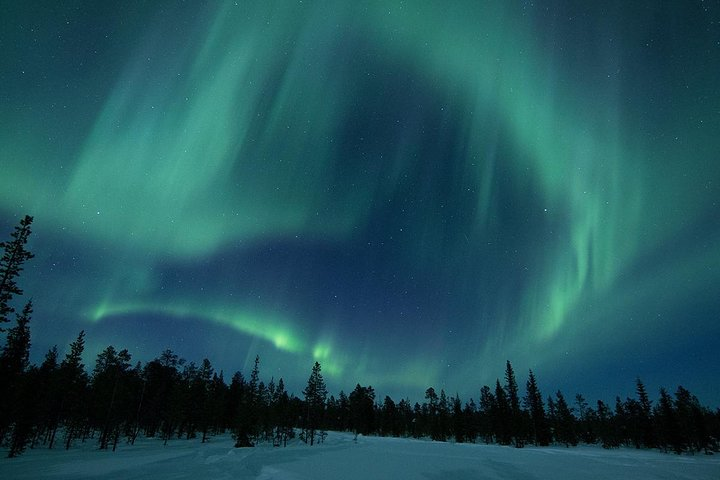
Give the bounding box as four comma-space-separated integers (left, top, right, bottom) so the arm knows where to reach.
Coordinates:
1, 1, 719, 405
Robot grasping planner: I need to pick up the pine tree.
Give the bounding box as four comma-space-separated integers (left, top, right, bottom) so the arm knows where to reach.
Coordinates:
2, 301, 33, 456
451, 394, 464, 443
553, 391, 577, 446
59, 330, 89, 450
635, 378, 655, 448
575, 394, 597, 443
195, 358, 214, 443
34, 346, 62, 449
494, 380, 511, 445
0, 300, 32, 374
380, 395, 399, 437
675, 385, 710, 453
503, 361, 525, 447
91, 345, 133, 450
655, 387, 681, 453
272, 378, 293, 447
0, 215, 34, 331
302, 362, 327, 446
478, 385, 495, 444
524, 370, 550, 446
595, 400, 619, 448
437, 389, 450, 441
235, 356, 261, 447
349, 384, 376, 436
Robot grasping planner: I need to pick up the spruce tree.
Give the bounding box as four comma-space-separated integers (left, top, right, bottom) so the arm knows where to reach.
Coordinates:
595, 400, 619, 448
503, 361, 525, 447
59, 331, 88, 450
553, 391, 577, 447
302, 361, 327, 445
235, 356, 260, 447
0, 300, 32, 374
524, 370, 550, 446
478, 385, 495, 444
1, 301, 33, 456
675, 385, 710, 453
0, 215, 34, 331
349, 384, 375, 436
494, 380, 511, 445
655, 387, 681, 453
635, 378, 655, 448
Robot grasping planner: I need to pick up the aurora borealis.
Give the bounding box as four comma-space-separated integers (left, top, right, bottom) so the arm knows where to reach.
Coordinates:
1, 1, 719, 404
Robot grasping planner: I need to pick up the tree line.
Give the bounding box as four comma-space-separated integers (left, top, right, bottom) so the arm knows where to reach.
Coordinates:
1, 216, 718, 458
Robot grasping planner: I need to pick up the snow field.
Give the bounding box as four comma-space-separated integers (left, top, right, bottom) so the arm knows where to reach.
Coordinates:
1, 432, 719, 479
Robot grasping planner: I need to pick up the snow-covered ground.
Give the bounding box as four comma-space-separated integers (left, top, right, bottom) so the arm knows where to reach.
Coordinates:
2, 432, 718, 479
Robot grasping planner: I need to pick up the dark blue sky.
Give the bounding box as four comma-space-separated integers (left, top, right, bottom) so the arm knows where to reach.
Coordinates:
1, 1, 719, 405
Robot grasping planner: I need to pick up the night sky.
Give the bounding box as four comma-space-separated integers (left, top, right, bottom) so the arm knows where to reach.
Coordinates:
1, 1, 719, 405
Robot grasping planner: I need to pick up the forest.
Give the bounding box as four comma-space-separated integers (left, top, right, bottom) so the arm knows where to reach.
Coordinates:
1, 216, 718, 458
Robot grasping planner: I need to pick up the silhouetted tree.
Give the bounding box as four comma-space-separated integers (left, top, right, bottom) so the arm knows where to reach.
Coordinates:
302, 362, 327, 445
478, 385, 495, 444
234, 355, 261, 447
31, 346, 62, 449
575, 393, 597, 444
654, 387, 681, 453
524, 370, 550, 446
675, 385, 711, 453
635, 378, 655, 448
504, 361, 524, 447
595, 400, 619, 448
59, 331, 89, 450
2, 301, 33, 457
90, 345, 133, 450
0, 215, 34, 330
494, 380, 512, 445
462, 398, 479, 443
0, 301, 33, 442
271, 377, 293, 447
552, 391, 577, 447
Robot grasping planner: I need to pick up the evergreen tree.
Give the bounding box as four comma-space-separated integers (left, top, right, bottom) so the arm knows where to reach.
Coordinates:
302, 362, 327, 445
478, 385, 495, 444
524, 370, 550, 446
675, 385, 711, 453
235, 355, 261, 447
195, 358, 215, 443
2, 301, 34, 456
553, 391, 577, 446
397, 398, 414, 438
504, 361, 524, 446
349, 384, 376, 437
31, 346, 62, 449
271, 378, 293, 446
140, 352, 180, 440
575, 394, 597, 444
613, 396, 629, 446
90, 345, 133, 450
462, 398, 479, 443
437, 389, 451, 441
336, 390, 351, 431
654, 387, 682, 453
1, 300, 32, 374
59, 331, 89, 450
494, 380, 512, 445
451, 394, 465, 443
595, 400, 619, 448
380, 395, 399, 437
0, 215, 34, 330
635, 378, 655, 448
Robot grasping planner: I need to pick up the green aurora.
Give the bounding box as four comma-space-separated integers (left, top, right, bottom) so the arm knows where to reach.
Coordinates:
1, 1, 719, 402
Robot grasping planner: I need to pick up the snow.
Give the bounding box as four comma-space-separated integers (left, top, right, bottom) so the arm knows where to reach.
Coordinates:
2, 432, 719, 479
